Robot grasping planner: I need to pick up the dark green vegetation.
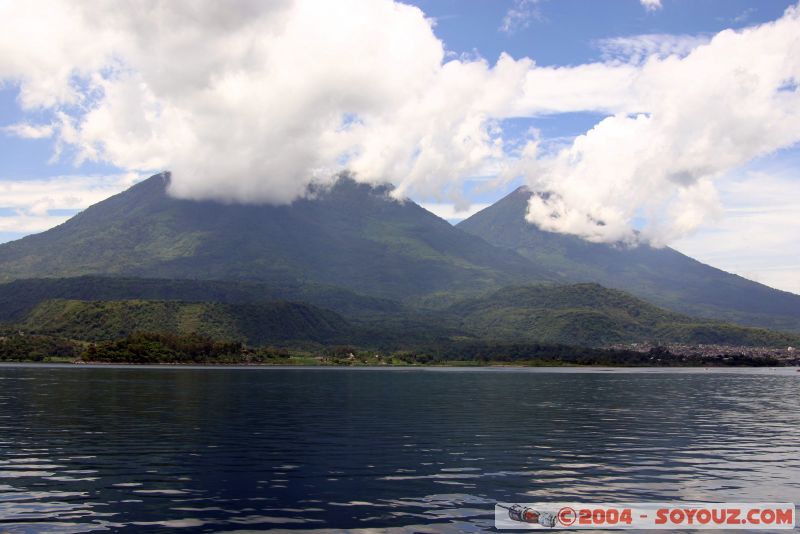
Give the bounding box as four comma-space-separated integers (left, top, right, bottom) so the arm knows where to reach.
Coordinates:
0, 333, 83, 362
4, 283, 798, 363
20, 299, 350, 345
384, 342, 784, 367
0, 173, 798, 365
84, 333, 242, 364
82, 333, 289, 364
0, 276, 400, 323
458, 187, 800, 332
0, 331, 785, 367
0, 173, 543, 299
447, 284, 800, 347
6, 283, 798, 349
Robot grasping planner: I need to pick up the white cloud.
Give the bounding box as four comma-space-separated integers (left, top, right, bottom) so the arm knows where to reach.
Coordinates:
640, 0, 663, 12
0, 173, 142, 211
2, 122, 54, 139
500, 0, 542, 34
518, 6, 800, 245
673, 170, 800, 295
0, 213, 71, 233
0, 0, 637, 210
596, 33, 709, 63
0, 0, 798, 251
0, 173, 142, 237
418, 202, 491, 222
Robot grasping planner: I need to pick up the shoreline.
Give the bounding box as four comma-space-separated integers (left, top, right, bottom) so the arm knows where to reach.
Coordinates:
1, 361, 798, 374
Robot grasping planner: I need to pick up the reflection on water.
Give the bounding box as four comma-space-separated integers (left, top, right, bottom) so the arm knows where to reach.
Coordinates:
0, 365, 798, 532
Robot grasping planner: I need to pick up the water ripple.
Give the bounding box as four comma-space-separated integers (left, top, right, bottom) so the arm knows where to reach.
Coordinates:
0, 366, 798, 531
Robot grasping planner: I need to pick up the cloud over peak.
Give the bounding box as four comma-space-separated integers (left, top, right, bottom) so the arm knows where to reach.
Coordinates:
1, 0, 799, 247
520, 7, 800, 245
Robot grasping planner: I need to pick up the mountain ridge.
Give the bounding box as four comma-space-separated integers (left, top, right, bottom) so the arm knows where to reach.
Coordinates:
447, 283, 800, 347
0, 173, 549, 299
0, 172, 797, 340
457, 186, 800, 332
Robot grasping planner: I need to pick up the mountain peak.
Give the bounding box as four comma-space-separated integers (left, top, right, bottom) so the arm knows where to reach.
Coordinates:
154, 171, 396, 207
458, 190, 800, 331
491, 185, 533, 215
0, 172, 545, 299
131, 171, 170, 195
509, 185, 531, 196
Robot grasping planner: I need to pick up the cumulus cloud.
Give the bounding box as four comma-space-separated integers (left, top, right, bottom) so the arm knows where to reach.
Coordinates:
640, 0, 663, 12
0, 0, 634, 208
517, 8, 800, 245
0, 0, 799, 248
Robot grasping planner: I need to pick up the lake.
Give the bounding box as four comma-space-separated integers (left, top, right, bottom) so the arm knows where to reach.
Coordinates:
0, 365, 798, 532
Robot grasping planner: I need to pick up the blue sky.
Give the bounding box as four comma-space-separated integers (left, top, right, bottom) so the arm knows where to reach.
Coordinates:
409, 0, 797, 198
415, 0, 791, 65
0, 0, 798, 293
416, 0, 799, 295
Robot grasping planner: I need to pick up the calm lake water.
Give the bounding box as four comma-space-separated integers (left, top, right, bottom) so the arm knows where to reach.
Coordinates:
0, 365, 798, 533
